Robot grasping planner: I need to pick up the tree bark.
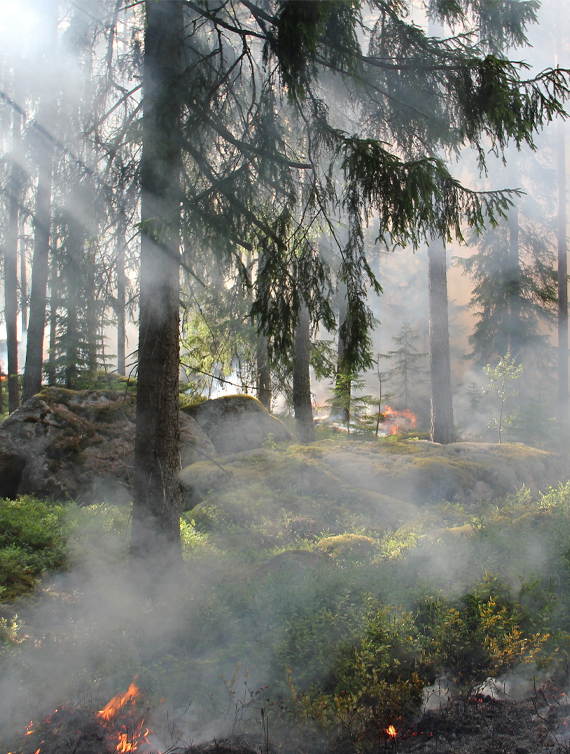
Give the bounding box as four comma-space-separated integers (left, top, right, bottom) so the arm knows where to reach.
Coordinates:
48, 263, 58, 387
22, 126, 54, 402
333, 293, 350, 425
21, 240, 27, 333
428, 240, 455, 444
558, 119, 568, 423
22, 0, 57, 403
293, 301, 315, 443
5, 105, 22, 413
131, 0, 184, 567
507, 202, 523, 358
256, 336, 271, 409
117, 233, 126, 376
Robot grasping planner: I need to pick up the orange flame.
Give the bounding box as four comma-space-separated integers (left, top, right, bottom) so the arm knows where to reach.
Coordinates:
386, 725, 397, 737
20, 678, 158, 754
96, 677, 159, 753
98, 677, 140, 722
382, 406, 417, 435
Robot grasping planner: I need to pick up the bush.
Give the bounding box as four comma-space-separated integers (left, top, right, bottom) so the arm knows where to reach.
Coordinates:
0, 496, 67, 600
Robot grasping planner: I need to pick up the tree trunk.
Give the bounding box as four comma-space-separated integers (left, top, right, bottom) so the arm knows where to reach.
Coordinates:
507, 203, 523, 358
22, 127, 54, 402
21, 240, 27, 333
5, 105, 22, 413
293, 302, 315, 443
22, 0, 57, 403
117, 233, 126, 376
256, 336, 271, 409
428, 240, 455, 444
558, 119, 568, 423
85, 257, 98, 381
131, 0, 184, 568
48, 263, 58, 387
333, 293, 350, 424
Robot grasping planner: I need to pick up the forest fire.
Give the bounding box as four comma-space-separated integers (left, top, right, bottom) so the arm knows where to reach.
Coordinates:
96, 677, 154, 753
382, 406, 417, 435
9, 678, 159, 754
386, 724, 397, 737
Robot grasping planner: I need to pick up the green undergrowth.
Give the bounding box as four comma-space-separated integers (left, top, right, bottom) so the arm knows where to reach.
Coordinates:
0, 496, 68, 600
5, 480, 570, 750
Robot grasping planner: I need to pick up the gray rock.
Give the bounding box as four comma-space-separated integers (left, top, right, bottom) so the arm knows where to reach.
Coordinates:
182, 394, 293, 455
0, 387, 216, 502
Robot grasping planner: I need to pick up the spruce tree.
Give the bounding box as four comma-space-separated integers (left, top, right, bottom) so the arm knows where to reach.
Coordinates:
381, 322, 428, 411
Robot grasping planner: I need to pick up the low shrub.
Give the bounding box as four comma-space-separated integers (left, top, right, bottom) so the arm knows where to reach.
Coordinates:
0, 496, 67, 600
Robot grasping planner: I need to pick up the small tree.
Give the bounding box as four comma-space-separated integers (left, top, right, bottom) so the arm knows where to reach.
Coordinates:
328, 369, 373, 435
381, 323, 428, 410
484, 354, 523, 443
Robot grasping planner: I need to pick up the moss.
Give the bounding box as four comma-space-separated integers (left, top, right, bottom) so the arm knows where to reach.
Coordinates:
316, 533, 377, 562
498, 443, 551, 460
378, 437, 422, 454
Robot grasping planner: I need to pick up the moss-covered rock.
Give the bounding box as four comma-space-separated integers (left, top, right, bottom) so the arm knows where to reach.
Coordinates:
0, 388, 215, 502
180, 439, 568, 551
315, 534, 377, 562
182, 394, 293, 454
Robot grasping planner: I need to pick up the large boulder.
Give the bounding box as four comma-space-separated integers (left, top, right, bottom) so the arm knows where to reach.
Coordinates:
0, 387, 216, 502
182, 394, 293, 455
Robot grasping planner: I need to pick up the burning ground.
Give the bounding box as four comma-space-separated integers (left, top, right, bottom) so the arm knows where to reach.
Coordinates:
3, 434, 570, 754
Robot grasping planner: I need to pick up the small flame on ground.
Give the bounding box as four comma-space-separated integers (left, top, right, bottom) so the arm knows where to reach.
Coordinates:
386, 725, 397, 737
16, 678, 158, 754
97, 677, 159, 753
98, 676, 140, 722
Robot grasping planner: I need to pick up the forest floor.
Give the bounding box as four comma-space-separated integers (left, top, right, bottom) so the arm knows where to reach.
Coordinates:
3, 434, 570, 754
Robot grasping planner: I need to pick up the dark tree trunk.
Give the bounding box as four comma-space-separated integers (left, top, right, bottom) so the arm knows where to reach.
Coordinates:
131, 0, 184, 567
21, 240, 27, 333
507, 203, 523, 358
22, 127, 54, 402
85, 258, 98, 381
428, 240, 455, 444
334, 294, 350, 424
5, 105, 22, 413
558, 119, 568, 423
117, 235, 126, 376
22, 0, 57, 403
48, 264, 58, 387
293, 302, 315, 443
256, 337, 271, 409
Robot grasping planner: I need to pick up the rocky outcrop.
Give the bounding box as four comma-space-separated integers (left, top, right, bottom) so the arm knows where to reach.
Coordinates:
182, 394, 293, 455
180, 440, 569, 537
0, 388, 216, 502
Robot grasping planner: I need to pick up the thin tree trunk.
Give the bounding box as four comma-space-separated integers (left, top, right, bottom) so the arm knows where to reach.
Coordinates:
293, 301, 315, 443
48, 263, 58, 387
334, 294, 350, 424
256, 336, 271, 409
22, 0, 57, 403
131, 0, 184, 567
117, 233, 126, 376
428, 240, 455, 444
5, 105, 22, 413
558, 119, 568, 423
85, 257, 98, 381
507, 203, 523, 358
20, 240, 27, 333
22, 128, 54, 402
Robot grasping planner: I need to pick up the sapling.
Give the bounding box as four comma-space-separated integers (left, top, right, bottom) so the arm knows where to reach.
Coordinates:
484, 354, 523, 443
